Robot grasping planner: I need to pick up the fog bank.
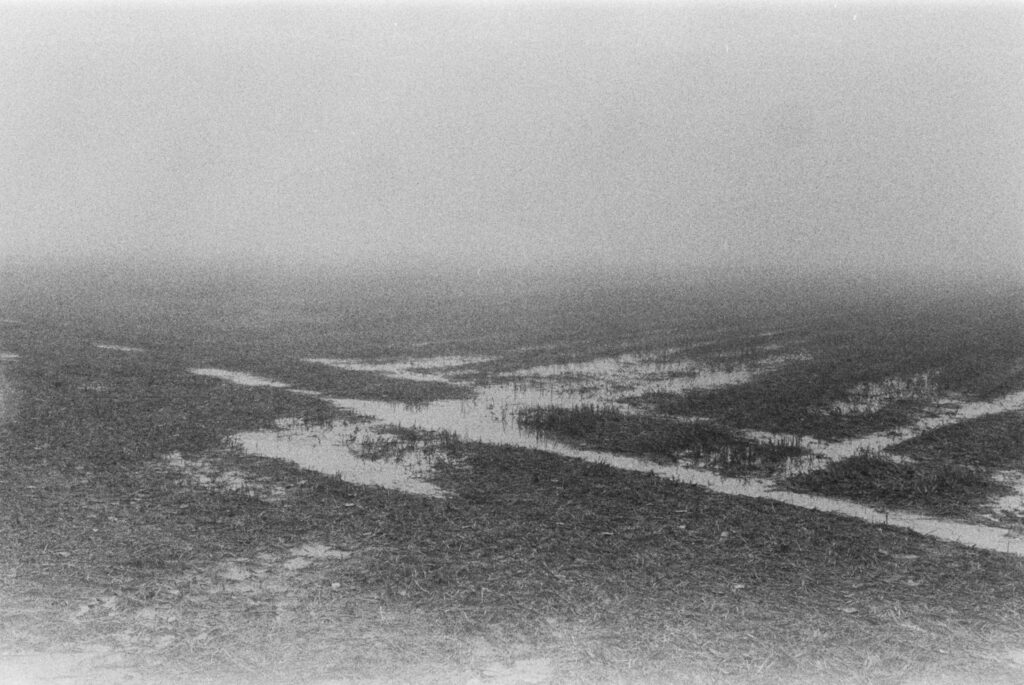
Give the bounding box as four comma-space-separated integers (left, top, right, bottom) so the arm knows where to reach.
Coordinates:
2, 3, 1021, 283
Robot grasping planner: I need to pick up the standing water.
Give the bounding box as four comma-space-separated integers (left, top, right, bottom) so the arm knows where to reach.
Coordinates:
189, 353, 1024, 556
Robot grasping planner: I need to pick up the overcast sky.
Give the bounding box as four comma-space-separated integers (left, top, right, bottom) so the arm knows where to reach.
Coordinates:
1, 2, 1021, 280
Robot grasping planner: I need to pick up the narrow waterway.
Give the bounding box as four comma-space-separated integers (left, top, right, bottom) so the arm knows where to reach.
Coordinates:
743, 390, 1024, 476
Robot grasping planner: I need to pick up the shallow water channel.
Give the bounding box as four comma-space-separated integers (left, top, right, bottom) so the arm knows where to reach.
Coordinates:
190, 353, 1024, 556
744, 389, 1024, 476
93, 343, 146, 353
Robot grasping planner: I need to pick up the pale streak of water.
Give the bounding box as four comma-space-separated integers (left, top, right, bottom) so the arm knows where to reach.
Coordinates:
743, 390, 1024, 476
191, 368, 290, 388
317, 353, 774, 438
508, 350, 689, 379
191, 365, 1024, 555
94, 343, 145, 353
309, 351, 801, 399
233, 418, 445, 497
502, 352, 807, 399
307, 355, 492, 384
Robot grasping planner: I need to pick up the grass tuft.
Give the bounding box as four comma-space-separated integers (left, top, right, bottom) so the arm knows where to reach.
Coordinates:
785, 451, 1014, 518
517, 404, 805, 474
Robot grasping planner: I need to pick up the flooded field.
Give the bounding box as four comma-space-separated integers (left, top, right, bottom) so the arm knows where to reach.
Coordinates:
231, 418, 447, 498
5, 2, 1024, 678
3, 263, 1024, 685
189, 336, 1024, 556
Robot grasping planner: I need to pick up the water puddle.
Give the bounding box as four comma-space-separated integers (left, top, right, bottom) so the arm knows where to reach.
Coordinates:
232, 418, 446, 498
191, 357, 1024, 556
294, 352, 796, 457
190, 368, 290, 388
94, 343, 145, 353
307, 355, 491, 384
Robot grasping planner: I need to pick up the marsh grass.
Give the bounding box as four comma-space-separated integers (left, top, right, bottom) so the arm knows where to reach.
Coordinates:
785, 451, 1015, 518
516, 404, 806, 474
632, 301, 1024, 441
701, 435, 809, 477
3, 278, 1024, 683
889, 410, 1024, 469
785, 412, 1024, 521
353, 426, 460, 462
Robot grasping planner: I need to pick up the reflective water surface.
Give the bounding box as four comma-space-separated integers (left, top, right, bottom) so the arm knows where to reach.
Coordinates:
191, 353, 1024, 556
94, 343, 146, 353
190, 368, 290, 388
233, 419, 447, 498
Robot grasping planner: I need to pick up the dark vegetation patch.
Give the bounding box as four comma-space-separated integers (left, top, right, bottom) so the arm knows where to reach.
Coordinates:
354, 426, 460, 462
785, 453, 1015, 519
0, 338, 341, 459
633, 298, 1024, 440
516, 404, 804, 475
890, 411, 1024, 469
784, 412, 1023, 522
517, 404, 738, 462
2, 262, 916, 368
636, 385, 931, 442
462, 327, 805, 384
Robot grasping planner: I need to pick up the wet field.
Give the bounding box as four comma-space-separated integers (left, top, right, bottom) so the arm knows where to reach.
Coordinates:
4, 268, 1023, 557
178, 331, 1024, 554
3, 266, 1024, 684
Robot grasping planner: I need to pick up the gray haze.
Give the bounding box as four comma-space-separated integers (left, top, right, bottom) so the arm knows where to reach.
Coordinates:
2, 3, 1022, 281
